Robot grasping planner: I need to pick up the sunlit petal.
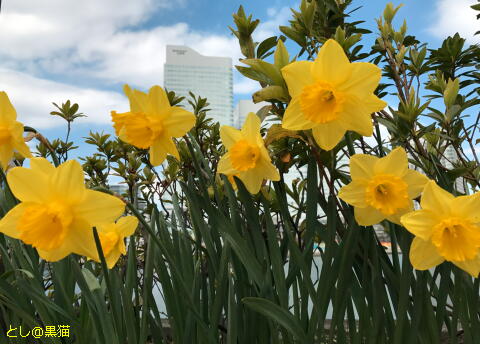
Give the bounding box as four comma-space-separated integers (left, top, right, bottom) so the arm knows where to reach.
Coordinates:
409, 237, 444, 271
281, 61, 314, 98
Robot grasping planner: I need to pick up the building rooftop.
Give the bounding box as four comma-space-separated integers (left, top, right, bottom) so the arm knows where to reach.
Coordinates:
165, 45, 231, 68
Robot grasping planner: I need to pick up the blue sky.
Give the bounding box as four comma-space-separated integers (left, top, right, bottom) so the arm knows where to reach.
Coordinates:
0, 0, 478, 159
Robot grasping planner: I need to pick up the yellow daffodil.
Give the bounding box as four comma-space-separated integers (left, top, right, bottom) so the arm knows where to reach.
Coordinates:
218, 112, 280, 194
0, 158, 125, 261
401, 181, 480, 277
111, 85, 196, 166
338, 147, 429, 226
93, 216, 138, 268
0, 92, 32, 169
281, 39, 387, 150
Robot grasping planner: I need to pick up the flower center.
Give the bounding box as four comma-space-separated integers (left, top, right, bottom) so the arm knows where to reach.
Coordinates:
98, 231, 119, 256
299, 81, 344, 124
149, 116, 164, 140
431, 217, 480, 262
0, 125, 11, 144
364, 174, 409, 215
230, 140, 261, 171
123, 112, 155, 148
17, 202, 73, 251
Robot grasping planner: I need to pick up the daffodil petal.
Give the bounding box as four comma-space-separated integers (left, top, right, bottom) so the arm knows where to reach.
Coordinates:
338, 180, 368, 207
452, 255, 480, 277
386, 202, 413, 225
148, 85, 170, 115
282, 97, 317, 130
255, 157, 280, 182
217, 154, 237, 176
50, 160, 86, 199
311, 122, 346, 151
117, 216, 138, 237
9, 121, 24, 138
409, 237, 444, 271
350, 154, 377, 180
13, 140, 32, 159
339, 62, 382, 96
7, 166, 50, 202
375, 147, 408, 177
400, 209, 438, 240
0, 143, 13, 169
339, 98, 374, 136
312, 39, 350, 85
354, 206, 384, 226
0, 92, 16, 122
0, 202, 29, 238
155, 136, 179, 161
241, 113, 261, 144
37, 246, 71, 262
68, 219, 99, 258
111, 111, 129, 136
281, 61, 314, 98
238, 170, 263, 194
452, 194, 480, 221
30, 157, 56, 175
420, 181, 454, 214
123, 85, 146, 113
220, 126, 242, 150
149, 139, 168, 166
164, 107, 196, 137
37, 219, 97, 262
364, 94, 387, 113
105, 251, 121, 269
74, 190, 125, 226
404, 170, 429, 198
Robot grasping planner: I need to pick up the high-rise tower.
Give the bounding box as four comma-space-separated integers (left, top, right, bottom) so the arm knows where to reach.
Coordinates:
164, 45, 233, 126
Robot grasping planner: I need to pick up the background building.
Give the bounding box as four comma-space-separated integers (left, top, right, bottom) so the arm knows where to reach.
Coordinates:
110, 184, 147, 211
233, 99, 268, 128
164, 45, 233, 126
442, 145, 466, 194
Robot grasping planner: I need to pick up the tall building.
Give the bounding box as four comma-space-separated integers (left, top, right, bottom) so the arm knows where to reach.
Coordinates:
164, 45, 233, 126
233, 99, 269, 128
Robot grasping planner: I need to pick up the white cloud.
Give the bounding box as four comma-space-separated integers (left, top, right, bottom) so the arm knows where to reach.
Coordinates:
428, 0, 479, 44
0, 0, 296, 127
0, 1, 292, 88
0, 0, 164, 59
256, 6, 293, 41
234, 78, 260, 95
0, 69, 127, 129
75, 24, 241, 88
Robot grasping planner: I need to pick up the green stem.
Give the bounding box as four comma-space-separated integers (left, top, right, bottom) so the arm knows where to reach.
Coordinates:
345, 132, 356, 156
92, 227, 121, 343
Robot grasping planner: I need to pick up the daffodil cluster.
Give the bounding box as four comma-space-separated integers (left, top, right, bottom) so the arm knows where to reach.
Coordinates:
1, 36, 479, 280
339, 148, 480, 277
0, 92, 139, 267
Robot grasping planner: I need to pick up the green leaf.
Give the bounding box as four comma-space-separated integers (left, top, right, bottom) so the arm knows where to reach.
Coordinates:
444, 78, 460, 108
257, 36, 278, 59
252, 85, 289, 103
243, 297, 308, 342
241, 59, 284, 86
274, 39, 289, 68
264, 124, 302, 146
81, 268, 101, 292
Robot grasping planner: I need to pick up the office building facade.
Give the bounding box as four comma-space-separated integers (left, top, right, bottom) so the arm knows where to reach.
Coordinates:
164, 45, 234, 126
233, 99, 269, 128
